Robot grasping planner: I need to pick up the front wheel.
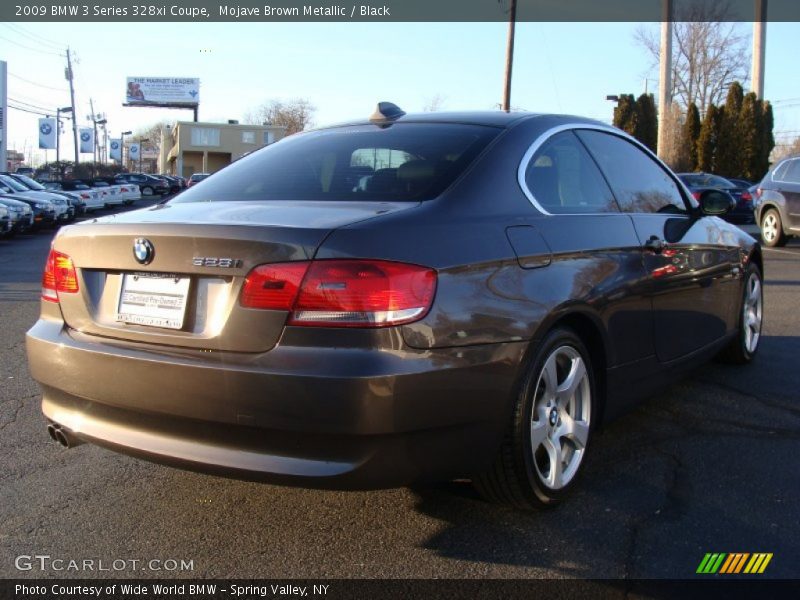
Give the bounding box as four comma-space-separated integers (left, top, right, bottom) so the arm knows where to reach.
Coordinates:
718, 263, 763, 364
473, 327, 595, 509
141, 186, 154, 197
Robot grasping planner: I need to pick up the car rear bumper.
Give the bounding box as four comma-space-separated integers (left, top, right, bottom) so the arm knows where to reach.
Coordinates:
26, 318, 526, 489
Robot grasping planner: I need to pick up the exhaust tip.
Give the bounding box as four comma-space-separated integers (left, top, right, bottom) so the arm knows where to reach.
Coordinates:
47, 423, 83, 448
54, 429, 70, 448
46, 424, 58, 442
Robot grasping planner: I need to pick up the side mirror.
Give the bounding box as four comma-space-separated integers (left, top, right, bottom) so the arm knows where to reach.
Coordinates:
698, 189, 735, 216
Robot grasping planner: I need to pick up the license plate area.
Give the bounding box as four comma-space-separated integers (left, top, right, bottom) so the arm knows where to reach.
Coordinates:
116, 272, 191, 330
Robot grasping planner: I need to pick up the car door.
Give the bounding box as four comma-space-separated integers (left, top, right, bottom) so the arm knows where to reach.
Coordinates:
576, 129, 740, 363
515, 129, 654, 366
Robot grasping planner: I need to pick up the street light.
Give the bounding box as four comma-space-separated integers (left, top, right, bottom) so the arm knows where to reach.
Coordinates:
606, 95, 620, 102
120, 130, 132, 170
56, 106, 72, 164
139, 138, 150, 173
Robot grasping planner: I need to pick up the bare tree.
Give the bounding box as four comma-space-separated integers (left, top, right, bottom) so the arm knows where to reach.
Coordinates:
772, 137, 800, 163
634, 1, 750, 114
422, 94, 446, 112
244, 98, 316, 135
659, 103, 690, 171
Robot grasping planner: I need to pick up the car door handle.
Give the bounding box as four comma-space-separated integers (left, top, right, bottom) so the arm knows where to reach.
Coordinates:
644, 235, 666, 253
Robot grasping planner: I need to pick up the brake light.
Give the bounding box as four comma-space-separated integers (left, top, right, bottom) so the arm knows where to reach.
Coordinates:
120, 186, 129, 192
80, 193, 90, 199
691, 191, 702, 201
240, 260, 437, 328
741, 191, 752, 202
42, 250, 79, 302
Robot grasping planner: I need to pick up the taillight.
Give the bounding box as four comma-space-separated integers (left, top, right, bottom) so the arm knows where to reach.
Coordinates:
80, 193, 90, 199
42, 250, 79, 302
120, 186, 129, 192
240, 262, 308, 310
756, 188, 763, 199
741, 191, 752, 202
691, 191, 702, 201
240, 260, 437, 328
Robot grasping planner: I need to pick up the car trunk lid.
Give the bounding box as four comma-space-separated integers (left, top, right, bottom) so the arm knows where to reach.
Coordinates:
51, 200, 416, 352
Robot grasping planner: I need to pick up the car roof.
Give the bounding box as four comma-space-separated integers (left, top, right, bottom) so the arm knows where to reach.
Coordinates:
316, 111, 602, 131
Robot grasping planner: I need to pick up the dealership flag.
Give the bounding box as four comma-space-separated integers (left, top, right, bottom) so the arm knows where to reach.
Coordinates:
128, 143, 140, 161
79, 128, 94, 154
38, 118, 56, 150
109, 138, 122, 161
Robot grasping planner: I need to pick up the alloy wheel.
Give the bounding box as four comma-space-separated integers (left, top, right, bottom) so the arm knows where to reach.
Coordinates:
743, 271, 763, 354
530, 345, 591, 490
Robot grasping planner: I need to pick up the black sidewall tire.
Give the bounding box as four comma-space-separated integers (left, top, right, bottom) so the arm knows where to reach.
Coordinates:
516, 328, 596, 507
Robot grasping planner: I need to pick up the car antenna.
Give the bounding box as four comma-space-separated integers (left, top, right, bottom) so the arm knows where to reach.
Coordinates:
369, 102, 406, 126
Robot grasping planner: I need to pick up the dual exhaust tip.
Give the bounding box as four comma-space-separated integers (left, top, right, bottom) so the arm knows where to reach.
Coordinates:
46, 422, 83, 449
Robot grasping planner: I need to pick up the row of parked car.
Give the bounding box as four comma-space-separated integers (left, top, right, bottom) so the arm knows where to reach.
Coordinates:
0, 171, 188, 238
676, 156, 800, 248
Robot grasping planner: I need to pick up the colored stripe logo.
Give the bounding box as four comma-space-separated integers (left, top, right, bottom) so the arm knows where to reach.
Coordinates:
697, 553, 773, 574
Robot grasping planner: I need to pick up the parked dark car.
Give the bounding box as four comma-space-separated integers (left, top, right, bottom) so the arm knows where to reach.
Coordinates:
677, 173, 753, 224
0, 190, 56, 229
0, 196, 35, 234
27, 109, 762, 509
755, 155, 800, 247
115, 173, 170, 196
728, 178, 754, 189
159, 175, 183, 194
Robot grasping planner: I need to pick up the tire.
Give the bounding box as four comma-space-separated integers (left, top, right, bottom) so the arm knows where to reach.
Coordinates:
473, 327, 595, 510
718, 263, 763, 364
141, 186, 154, 197
760, 208, 787, 247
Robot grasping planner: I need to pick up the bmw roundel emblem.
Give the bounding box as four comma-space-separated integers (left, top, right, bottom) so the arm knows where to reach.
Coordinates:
40, 123, 52, 135
133, 238, 155, 265
80, 132, 91, 142
111, 141, 119, 150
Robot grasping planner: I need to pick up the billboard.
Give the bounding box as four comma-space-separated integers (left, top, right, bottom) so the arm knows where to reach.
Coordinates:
79, 128, 94, 154
126, 77, 199, 105
109, 138, 121, 161
38, 118, 56, 150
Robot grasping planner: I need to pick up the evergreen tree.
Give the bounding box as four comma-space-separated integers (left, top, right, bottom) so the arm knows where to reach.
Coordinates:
697, 104, 721, 172
683, 102, 702, 171
759, 101, 775, 179
716, 81, 745, 176
612, 94, 637, 136
738, 93, 760, 181
635, 93, 658, 152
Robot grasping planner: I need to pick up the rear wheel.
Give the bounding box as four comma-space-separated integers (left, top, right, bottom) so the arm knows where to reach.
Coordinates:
141, 186, 154, 197
718, 263, 763, 364
474, 327, 595, 509
761, 209, 787, 247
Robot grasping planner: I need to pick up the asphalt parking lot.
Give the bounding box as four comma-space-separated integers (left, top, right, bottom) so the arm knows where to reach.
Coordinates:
1, 207, 798, 580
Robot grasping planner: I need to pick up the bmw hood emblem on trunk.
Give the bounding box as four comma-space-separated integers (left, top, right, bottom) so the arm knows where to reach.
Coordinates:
133, 238, 155, 265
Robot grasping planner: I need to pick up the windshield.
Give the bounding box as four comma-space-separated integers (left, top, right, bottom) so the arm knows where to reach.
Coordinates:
173, 123, 500, 203
13, 174, 46, 190
0, 175, 29, 192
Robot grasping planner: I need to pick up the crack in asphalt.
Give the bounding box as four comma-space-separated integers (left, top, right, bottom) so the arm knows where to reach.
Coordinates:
697, 377, 800, 418
0, 393, 38, 431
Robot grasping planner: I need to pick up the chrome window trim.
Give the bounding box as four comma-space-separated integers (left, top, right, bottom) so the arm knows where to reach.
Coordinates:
517, 122, 693, 217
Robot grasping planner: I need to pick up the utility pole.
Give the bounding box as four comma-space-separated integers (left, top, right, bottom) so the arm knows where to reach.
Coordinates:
656, 0, 673, 159
501, 0, 517, 112
751, 0, 767, 99
89, 97, 98, 166
65, 48, 79, 164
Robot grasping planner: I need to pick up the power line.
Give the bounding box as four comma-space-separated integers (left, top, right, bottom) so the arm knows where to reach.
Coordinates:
1, 23, 66, 50
0, 33, 65, 56
9, 72, 68, 93
8, 97, 56, 113
8, 103, 53, 117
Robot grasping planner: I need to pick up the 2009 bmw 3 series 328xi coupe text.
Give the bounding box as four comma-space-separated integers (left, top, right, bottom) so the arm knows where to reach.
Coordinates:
27, 105, 763, 509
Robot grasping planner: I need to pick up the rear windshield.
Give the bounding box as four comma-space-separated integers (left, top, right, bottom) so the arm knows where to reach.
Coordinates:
173, 123, 499, 203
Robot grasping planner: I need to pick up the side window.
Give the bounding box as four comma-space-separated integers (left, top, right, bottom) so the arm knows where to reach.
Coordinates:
782, 159, 800, 184
576, 130, 688, 214
524, 131, 619, 214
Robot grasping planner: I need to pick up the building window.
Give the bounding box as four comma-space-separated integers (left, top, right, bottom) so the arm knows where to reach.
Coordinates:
242, 131, 256, 144
263, 131, 275, 145
190, 127, 220, 147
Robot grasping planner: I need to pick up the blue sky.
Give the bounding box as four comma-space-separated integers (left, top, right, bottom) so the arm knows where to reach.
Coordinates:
2, 21, 799, 164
